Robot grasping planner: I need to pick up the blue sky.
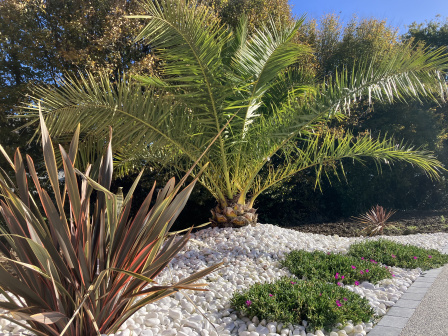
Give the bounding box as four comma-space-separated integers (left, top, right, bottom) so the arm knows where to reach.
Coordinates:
290, 0, 448, 34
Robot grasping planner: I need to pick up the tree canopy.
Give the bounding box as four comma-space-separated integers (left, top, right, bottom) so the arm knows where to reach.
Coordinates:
21, 0, 448, 228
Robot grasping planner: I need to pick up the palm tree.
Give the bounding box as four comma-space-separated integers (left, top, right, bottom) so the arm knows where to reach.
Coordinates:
22, 0, 448, 227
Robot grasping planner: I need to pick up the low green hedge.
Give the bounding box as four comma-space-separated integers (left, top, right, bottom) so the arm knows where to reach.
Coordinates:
231, 277, 374, 331
281, 249, 392, 285
231, 240, 448, 332
348, 239, 448, 270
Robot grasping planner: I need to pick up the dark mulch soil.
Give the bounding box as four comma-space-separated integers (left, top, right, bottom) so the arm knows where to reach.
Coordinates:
283, 210, 448, 237
2, 210, 448, 276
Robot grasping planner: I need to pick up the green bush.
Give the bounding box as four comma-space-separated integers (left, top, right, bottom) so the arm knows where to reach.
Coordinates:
282, 250, 392, 285
348, 239, 448, 270
231, 277, 374, 331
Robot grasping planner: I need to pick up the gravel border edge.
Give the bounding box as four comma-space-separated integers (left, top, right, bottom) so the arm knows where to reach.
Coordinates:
367, 243, 448, 336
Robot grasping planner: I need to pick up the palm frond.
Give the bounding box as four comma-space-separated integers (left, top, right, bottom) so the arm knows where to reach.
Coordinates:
130, 0, 233, 126
236, 42, 448, 171
249, 131, 444, 202
20, 73, 210, 172
230, 16, 311, 136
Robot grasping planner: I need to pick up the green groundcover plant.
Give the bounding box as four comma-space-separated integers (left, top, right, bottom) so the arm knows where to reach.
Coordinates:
348, 239, 448, 271
0, 110, 222, 336
231, 277, 374, 331
282, 250, 392, 285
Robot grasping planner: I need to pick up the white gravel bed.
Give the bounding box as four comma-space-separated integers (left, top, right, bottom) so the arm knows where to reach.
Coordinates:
1, 224, 447, 336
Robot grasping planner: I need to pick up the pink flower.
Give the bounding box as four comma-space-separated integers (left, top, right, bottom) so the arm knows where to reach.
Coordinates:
392, 274, 396, 277
361, 257, 365, 260
370, 259, 377, 264
391, 254, 396, 258
269, 294, 273, 297
327, 252, 331, 255
360, 270, 364, 275
335, 273, 339, 280
428, 255, 432, 259
351, 265, 356, 269
343, 298, 348, 301
341, 275, 345, 279
319, 293, 322, 296
337, 282, 342, 286
365, 269, 369, 273
290, 281, 296, 285
355, 281, 360, 286
413, 256, 418, 260
336, 302, 342, 307
246, 300, 252, 306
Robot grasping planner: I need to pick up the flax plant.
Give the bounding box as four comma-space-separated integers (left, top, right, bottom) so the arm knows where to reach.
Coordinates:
0, 110, 222, 335
356, 205, 397, 236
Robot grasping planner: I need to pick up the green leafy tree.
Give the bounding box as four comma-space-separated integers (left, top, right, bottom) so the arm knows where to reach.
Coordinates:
404, 16, 448, 51
302, 14, 399, 78
207, 0, 292, 32
22, 0, 448, 228
0, 0, 154, 167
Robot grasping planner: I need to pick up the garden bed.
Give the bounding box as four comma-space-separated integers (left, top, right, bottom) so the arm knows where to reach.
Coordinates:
286, 210, 448, 237
1, 223, 447, 336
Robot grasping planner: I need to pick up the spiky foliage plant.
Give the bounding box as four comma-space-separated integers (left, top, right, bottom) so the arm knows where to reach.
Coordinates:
0, 111, 222, 336
355, 205, 397, 236
19, 0, 448, 228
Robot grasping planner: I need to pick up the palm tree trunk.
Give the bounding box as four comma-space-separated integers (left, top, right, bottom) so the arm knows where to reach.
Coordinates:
210, 199, 258, 228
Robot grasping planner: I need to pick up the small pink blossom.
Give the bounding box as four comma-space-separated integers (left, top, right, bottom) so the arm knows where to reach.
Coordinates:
355, 281, 360, 286
341, 275, 345, 279
413, 256, 418, 260
336, 302, 342, 307
361, 257, 365, 260
360, 270, 364, 275
269, 294, 273, 297
428, 255, 433, 259
392, 274, 396, 277
365, 269, 369, 273
335, 273, 339, 280
290, 281, 296, 285
351, 265, 356, 269
391, 254, 396, 258
337, 282, 342, 286
246, 300, 252, 306
343, 298, 347, 301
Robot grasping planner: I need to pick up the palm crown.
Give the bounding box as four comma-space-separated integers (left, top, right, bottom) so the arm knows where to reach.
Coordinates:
22, 0, 448, 227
